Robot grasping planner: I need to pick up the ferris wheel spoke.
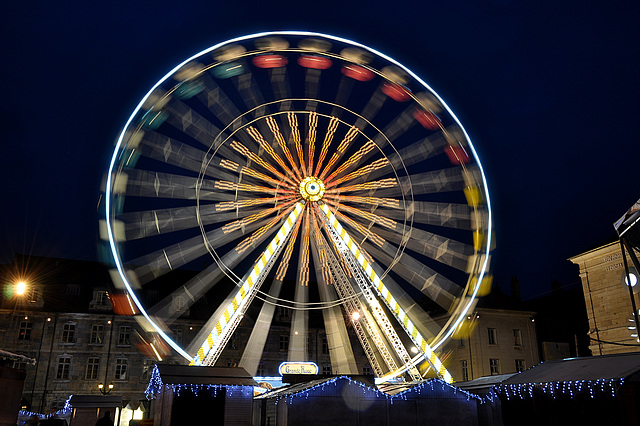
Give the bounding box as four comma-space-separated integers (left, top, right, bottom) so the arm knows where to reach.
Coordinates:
265, 116, 303, 180
235, 204, 297, 255
287, 112, 307, 176
136, 135, 232, 180
317, 125, 360, 181
131, 205, 291, 284
306, 111, 318, 173
313, 116, 341, 177
325, 177, 397, 195
378, 201, 472, 230
323, 141, 381, 187
323, 200, 398, 231
373, 226, 471, 272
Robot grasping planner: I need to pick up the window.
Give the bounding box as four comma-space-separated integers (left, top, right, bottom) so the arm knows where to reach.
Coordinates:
363, 366, 373, 375
12, 360, 27, 370
89, 325, 104, 344
95, 291, 109, 306
461, 360, 469, 381
256, 363, 266, 377
142, 359, 156, 382
458, 338, 465, 347
172, 329, 183, 346
487, 328, 497, 345
513, 329, 523, 347
146, 290, 159, 304
18, 321, 32, 341
515, 359, 526, 373
56, 356, 71, 379
118, 326, 131, 345
61, 323, 75, 343
115, 358, 128, 380
279, 335, 289, 351
322, 338, 329, 355
489, 358, 500, 375
322, 364, 332, 375
276, 306, 291, 321
85, 357, 100, 380
66, 284, 81, 296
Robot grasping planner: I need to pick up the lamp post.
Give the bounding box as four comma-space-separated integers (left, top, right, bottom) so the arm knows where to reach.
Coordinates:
98, 383, 114, 395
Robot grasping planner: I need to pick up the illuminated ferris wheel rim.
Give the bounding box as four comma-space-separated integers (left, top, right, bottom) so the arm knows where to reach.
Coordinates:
104, 30, 493, 374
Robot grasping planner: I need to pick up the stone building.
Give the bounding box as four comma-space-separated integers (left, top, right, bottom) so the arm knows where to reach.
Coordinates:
1, 253, 542, 419
569, 239, 640, 355
444, 307, 539, 382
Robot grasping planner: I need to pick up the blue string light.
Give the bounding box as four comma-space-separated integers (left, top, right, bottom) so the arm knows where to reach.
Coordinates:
493, 378, 624, 401
145, 365, 253, 399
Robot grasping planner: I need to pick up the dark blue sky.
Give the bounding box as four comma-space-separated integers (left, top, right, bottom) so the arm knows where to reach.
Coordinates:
2, 1, 638, 299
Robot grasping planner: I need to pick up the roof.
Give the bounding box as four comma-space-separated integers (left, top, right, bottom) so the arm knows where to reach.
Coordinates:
455, 373, 517, 391
70, 395, 122, 408
0, 349, 36, 364
502, 352, 640, 384
155, 364, 257, 386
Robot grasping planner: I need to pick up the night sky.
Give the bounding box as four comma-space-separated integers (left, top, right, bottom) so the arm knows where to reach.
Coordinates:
2, 1, 638, 300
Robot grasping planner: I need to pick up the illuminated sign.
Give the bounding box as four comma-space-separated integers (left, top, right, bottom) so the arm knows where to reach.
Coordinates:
278, 362, 319, 375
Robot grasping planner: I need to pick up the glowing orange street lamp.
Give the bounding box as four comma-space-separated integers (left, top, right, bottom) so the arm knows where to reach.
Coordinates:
16, 281, 27, 296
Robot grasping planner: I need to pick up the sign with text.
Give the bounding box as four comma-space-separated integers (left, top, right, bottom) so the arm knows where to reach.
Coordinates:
278, 362, 319, 375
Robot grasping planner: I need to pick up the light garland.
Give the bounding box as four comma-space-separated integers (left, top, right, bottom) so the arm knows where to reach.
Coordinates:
492, 378, 624, 401
268, 376, 481, 406
145, 365, 253, 399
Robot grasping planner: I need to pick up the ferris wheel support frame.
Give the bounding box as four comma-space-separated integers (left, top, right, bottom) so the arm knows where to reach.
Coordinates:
190, 202, 305, 366
319, 203, 453, 383
318, 204, 424, 382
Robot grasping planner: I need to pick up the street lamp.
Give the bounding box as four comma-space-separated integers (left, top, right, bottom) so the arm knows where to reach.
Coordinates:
98, 383, 114, 395
16, 281, 27, 295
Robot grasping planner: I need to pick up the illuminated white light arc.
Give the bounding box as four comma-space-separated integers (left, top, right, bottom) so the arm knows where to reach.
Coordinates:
105, 30, 492, 362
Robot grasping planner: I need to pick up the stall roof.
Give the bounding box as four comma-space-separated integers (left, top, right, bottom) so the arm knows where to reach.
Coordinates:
155, 365, 257, 386
503, 352, 640, 385
455, 373, 517, 391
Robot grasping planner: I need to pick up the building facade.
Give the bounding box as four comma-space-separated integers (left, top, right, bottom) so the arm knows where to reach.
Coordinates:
569, 239, 640, 355
443, 308, 539, 382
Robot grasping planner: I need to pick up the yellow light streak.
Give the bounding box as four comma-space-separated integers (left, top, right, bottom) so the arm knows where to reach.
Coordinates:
222, 200, 296, 234
318, 125, 359, 180
307, 112, 318, 173
298, 207, 310, 287
288, 112, 306, 176
236, 204, 296, 254
215, 180, 294, 195
266, 116, 302, 180
325, 178, 397, 194
215, 196, 293, 212
325, 195, 399, 209
327, 158, 389, 188
275, 211, 304, 281
230, 140, 293, 185
324, 140, 376, 183
314, 116, 340, 176
246, 126, 296, 180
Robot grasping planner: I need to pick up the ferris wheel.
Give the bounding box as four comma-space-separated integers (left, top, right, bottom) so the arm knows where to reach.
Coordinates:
101, 31, 492, 384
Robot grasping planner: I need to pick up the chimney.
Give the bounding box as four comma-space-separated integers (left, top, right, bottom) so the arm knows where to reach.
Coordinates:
510, 275, 521, 303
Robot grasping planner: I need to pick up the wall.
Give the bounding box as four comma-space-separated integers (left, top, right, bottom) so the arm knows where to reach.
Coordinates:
569, 241, 640, 355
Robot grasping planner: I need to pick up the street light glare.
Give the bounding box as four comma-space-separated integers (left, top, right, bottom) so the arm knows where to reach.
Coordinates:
16, 281, 26, 295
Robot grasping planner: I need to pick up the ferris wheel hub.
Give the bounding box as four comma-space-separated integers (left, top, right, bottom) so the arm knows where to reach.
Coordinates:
299, 176, 325, 202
